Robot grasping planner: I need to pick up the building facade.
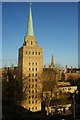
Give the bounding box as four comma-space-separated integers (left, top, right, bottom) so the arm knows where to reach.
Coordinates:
18, 4, 43, 112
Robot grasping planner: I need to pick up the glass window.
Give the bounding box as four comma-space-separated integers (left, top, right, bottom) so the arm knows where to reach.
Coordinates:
31, 41, 33, 45
35, 79, 37, 82
32, 107, 34, 110
29, 101, 30, 104
29, 51, 30, 55
32, 73, 34, 76
35, 62, 37, 66
32, 62, 34, 65
32, 79, 34, 82
35, 100, 37, 103
29, 73, 30, 76
32, 95, 34, 98
32, 68, 34, 71
32, 90, 34, 93
29, 62, 30, 65
32, 101, 34, 104
35, 73, 37, 76
35, 68, 37, 71
32, 52, 34, 55
32, 85, 34, 88
36, 84, 37, 87
26, 51, 27, 55
29, 96, 30, 99
35, 52, 37, 55
36, 107, 37, 110
29, 68, 30, 70
38, 52, 40, 55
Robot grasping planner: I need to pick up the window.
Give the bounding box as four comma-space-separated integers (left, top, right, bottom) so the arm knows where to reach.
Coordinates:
26, 51, 27, 55
32, 95, 34, 98
29, 101, 30, 104
35, 107, 37, 110
32, 68, 34, 71
31, 41, 33, 45
35, 79, 37, 82
32, 52, 34, 55
29, 68, 30, 70
29, 62, 31, 65
32, 73, 34, 76
36, 84, 37, 87
29, 73, 30, 76
32, 90, 34, 93
35, 68, 37, 71
36, 90, 37, 93
38, 52, 40, 55
32, 107, 34, 110
35, 73, 37, 76
35, 52, 37, 55
32, 101, 34, 104
35, 100, 37, 103
32, 85, 34, 88
32, 79, 34, 82
29, 51, 30, 55
35, 62, 37, 66
29, 85, 30, 88
29, 96, 30, 99
32, 62, 34, 65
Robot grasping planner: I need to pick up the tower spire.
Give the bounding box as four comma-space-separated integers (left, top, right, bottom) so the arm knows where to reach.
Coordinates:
51, 53, 54, 68
27, 3, 34, 36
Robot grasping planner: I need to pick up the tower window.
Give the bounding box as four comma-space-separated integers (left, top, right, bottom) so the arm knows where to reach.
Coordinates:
32, 90, 34, 93
35, 79, 37, 82
32, 73, 34, 76
32, 85, 34, 88
31, 41, 33, 45
38, 52, 40, 55
32, 79, 34, 82
32, 62, 34, 65
32, 52, 34, 55
32, 68, 34, 71
29, 68, 30, 70
32, 107, 34, 110
35, 52, 37, 55
35, 73, 37, 76
29, 51, 30, 55
32, 101, 34, 104
32, 95, 34, 98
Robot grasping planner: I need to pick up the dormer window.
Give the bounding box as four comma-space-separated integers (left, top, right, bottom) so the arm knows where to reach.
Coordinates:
31, 41, 33, 45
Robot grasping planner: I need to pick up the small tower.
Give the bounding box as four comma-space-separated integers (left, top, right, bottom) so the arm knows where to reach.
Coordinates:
51, 53, 54, 69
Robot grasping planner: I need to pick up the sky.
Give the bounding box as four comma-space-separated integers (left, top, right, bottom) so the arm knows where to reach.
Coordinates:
2, 2, 78, 68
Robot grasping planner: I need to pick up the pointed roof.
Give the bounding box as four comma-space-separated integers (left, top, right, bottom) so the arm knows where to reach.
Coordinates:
51, 53, 54, 68
27, 3, 34, 36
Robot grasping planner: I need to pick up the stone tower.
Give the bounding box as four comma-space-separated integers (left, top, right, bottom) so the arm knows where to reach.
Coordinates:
18, 3, 43, 112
